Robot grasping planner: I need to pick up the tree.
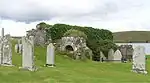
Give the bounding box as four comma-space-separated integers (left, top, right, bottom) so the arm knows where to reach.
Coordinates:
63, 29, 87, 39
49, 24, 72, 42
36, 22, 52, 42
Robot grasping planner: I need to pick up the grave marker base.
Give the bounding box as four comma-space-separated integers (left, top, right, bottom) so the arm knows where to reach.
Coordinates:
19, 67, 38, 71
0, 64, 14, 67
44, 64, 55, 67
131, 70, 148, 74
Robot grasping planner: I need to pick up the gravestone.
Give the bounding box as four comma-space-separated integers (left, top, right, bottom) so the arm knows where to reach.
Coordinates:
119, 45, 127, 60
19, 36, 37, 71
45, 43, 55, 67
113, 50, 122, 62
0, 40, 2, 64
1, 34, 13, 66
108, 49, 114, 61
1, 28, 4, 38
132, 46, 147, 74
18, 44, 23, 54
100, 51, 106, 62
15, 44, 19, 53
17, 39, 22, 54
0, 28, 4, 64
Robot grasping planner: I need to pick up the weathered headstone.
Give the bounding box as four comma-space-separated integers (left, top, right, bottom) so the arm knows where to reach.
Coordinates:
17, 39, 23, 54
100, 51, 106, 62
18, 44, 23, 54
0, 28, 4, 64
19, 36, 37, 71
0, 40, 2, 64
1, 34, 13, 66
132, 46, 147, 74
108, 49, 114, 61
15, 44, 19, 53
45, 43, 55, 67
113, 50, 122, 62
1, 28, 4, 38
119, 45, 127, 60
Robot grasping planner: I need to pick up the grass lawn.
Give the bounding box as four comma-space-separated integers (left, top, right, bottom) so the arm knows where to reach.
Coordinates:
0, 40, 150, 83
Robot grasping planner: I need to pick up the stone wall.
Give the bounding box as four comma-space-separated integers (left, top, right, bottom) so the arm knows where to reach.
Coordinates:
26, 28, 47, 46
58, 37, 92, 60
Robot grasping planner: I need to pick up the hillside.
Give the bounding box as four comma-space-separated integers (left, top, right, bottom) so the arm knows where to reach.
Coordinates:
113, 31, 150, 43
0, 40, 150, 83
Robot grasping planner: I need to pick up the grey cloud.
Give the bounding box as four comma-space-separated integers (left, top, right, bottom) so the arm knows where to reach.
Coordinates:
0, 0, 149, 23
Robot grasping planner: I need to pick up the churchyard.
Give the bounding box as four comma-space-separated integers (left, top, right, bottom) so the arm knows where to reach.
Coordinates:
0, 39, 149, 83
0, 23, 150, 83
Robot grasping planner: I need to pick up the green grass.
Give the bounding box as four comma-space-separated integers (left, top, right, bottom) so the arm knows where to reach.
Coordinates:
0, 40, 150, 83
113, 31, 150, 42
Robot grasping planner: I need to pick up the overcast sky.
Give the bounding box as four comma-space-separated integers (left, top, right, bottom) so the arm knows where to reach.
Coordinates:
0, 0, 150, 36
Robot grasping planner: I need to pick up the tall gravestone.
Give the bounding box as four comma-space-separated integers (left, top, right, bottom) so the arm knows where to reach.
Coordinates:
15, 44, 19, 53
132, 46, 147, 74
45, 43, 55, 67
2, 34, 13, 66
0, 28, 4, 64
1, 28, 4, 38
18, 44, 22, 54
108, 49, 114, 61
0, 38, 2, 64
15, 39, 22, 54
113, 50, 122, 62
16, 39, 23, 54
20, 36, 37, 71
0, 28, 13, 66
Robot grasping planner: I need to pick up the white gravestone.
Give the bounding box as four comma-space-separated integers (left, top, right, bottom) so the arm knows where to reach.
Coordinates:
20, 36, 37, 71
100, 51, 106, 62
15, 44, 19, 53
18, 39, 22, 54
113, 50, 122, 62
45, 43, 55, 67
132, 46, 147, 74
18, 44, 23, 54
1, 34, 13, 66
108, 49, 114, 61
15, 44, 22, 54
